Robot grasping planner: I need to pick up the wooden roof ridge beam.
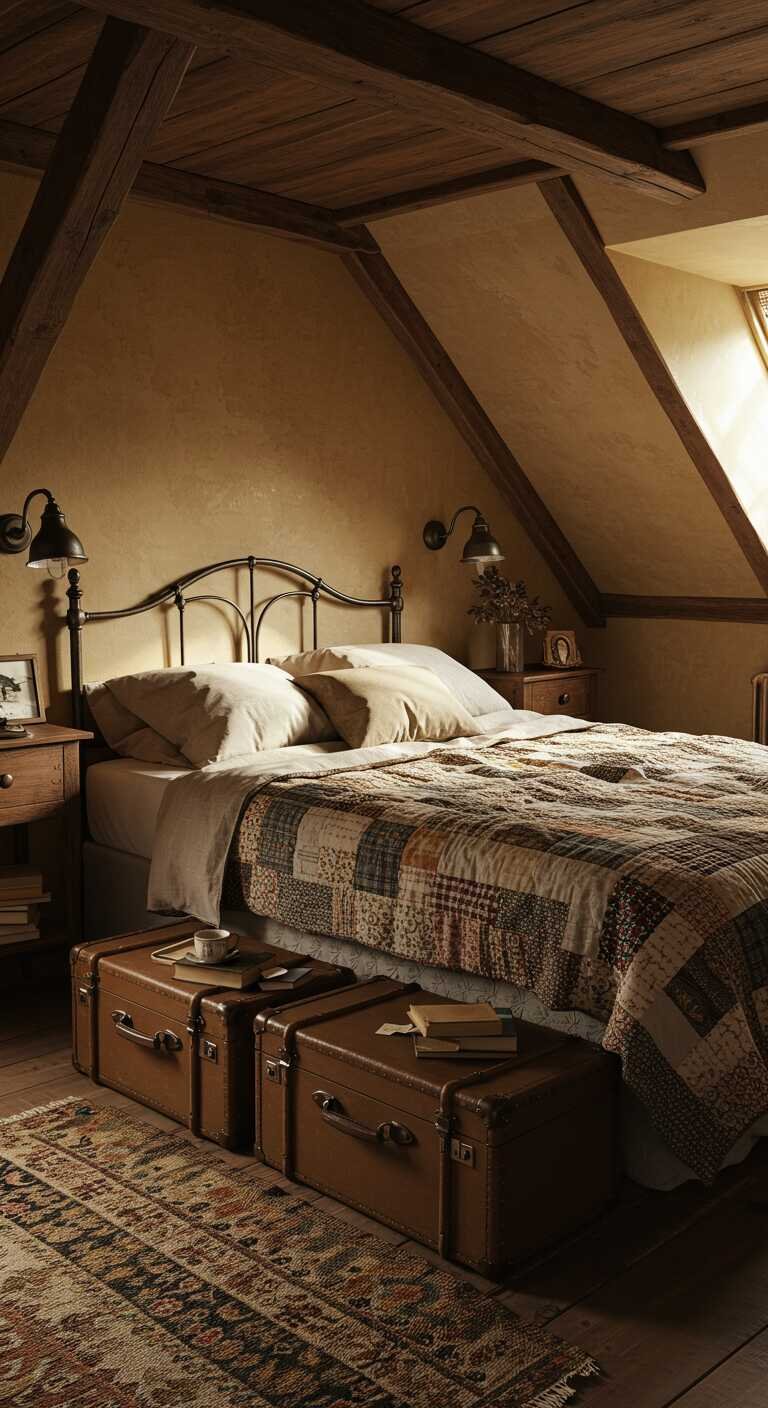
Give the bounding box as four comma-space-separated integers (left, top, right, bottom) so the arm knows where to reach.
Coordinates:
540, 175, 768, 596
663, 101, 768, 151
77, 0, 704, 203
0, 118, 377, 254
603, 595, 768, 623
334, 159, 564, 226
344, 246, 605, 627
0, 18, 195, 464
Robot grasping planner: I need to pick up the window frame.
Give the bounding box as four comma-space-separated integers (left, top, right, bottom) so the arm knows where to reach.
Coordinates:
741, 286, 768, 372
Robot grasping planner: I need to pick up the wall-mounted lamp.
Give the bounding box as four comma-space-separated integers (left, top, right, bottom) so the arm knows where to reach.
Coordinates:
423, 505, 504, 566
0, 489, 87, 579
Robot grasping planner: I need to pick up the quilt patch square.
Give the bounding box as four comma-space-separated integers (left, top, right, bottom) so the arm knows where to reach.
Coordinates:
353, 820, 416, 897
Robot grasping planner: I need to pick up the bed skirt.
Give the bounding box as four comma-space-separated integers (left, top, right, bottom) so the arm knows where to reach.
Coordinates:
83, 840, 768, 1191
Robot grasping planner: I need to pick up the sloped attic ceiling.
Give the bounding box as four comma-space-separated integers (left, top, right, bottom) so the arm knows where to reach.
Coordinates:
374, 184, 765, 598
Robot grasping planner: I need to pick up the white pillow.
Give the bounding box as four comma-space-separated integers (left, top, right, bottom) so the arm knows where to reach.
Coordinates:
297, 664, 481, 748
85, 681, 189, 768
100, 663, 337, 767
271, 643, 509, 717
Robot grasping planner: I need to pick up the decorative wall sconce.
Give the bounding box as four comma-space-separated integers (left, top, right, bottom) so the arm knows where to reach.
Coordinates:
0, 489, 87, 578
423, 505, 504, 566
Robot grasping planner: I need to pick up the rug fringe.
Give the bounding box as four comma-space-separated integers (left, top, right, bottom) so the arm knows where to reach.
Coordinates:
524, 1356, 601, 1408
0, 1096, 83, 1127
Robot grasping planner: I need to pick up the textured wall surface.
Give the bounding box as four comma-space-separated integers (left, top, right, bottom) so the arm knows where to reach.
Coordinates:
0, 170, 574, 721
377, 187, 761, 598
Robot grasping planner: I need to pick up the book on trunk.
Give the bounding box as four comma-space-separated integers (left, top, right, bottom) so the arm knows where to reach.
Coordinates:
173, 954, 267, 989
407, 1001, 514, 1038
259, 965, 314, 991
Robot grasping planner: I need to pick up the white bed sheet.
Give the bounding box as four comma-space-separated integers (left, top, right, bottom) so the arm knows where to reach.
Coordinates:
86, 742, 347, 858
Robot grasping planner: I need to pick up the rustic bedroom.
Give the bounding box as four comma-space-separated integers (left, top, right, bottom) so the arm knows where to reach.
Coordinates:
2, 3, 768, 1405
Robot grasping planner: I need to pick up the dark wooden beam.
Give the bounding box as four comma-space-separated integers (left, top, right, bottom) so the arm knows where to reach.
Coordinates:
540, 176, 768, 598
344, 247, 605, 627
78, 0, 704, 203
0, 119, 377, 254
603, 595, 768, 624
0, 19, 194, 463
663, 102, 768, 151
335, 159, 564, 226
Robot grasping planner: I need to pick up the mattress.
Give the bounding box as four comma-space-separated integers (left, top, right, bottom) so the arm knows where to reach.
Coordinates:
86, 743, 347, 858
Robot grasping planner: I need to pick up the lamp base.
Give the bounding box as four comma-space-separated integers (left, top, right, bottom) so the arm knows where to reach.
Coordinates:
423, 519, 447, 551
0, 513, 31, 555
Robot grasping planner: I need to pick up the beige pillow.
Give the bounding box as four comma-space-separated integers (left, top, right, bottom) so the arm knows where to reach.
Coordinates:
271, 643, 510, 717
84, 682, 189, 768
101, 663, 337, 768
296, 665, 480, 749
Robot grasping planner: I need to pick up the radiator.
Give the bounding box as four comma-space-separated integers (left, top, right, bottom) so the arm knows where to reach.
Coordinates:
753, 673, 768, 744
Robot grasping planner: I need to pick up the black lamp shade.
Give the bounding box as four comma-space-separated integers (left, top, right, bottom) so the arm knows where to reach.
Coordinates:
27, 498, 87, 569
460, 515, 505, 565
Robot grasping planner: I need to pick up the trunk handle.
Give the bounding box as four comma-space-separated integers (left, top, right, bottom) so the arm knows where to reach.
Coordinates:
111, 1009, 183, 1053
313, 1090, 414, 1146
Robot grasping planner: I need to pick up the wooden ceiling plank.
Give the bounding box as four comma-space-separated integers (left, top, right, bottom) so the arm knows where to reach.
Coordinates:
334, 158, 563, 223
150, 64, 351, 165
0, 2, 77, 52
267, 125, 503, 204
0, 64, 86, 127
171, 97, 391, 180
0, 10, 103, 108
367, 2, 580, 34
344, 245, 605, 627
479, 1, 768, 90
540, 175, 768, 597
582, 25, 768, 116
0, 118, 378, 254
76, 0, 704, 201
663, 99, 768, 150
603, 595, 768, 624
643, 77, 768, 128
0, 18, 195, 463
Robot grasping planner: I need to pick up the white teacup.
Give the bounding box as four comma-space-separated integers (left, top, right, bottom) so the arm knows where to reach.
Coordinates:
193, 928, 233, 963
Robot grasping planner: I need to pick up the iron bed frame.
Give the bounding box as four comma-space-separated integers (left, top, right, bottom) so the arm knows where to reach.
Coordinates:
65, 558, 403, 727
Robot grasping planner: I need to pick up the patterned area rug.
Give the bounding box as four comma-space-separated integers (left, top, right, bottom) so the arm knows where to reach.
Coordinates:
0, 1100, 598, 1407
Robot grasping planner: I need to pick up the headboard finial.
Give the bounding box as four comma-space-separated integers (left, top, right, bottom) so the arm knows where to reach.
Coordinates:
66, 567, 85, 727
390, 564, 403, 641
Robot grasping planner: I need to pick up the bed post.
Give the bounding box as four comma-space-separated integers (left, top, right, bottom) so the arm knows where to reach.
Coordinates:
67, 568, 85, 728
390, 565, 403, 642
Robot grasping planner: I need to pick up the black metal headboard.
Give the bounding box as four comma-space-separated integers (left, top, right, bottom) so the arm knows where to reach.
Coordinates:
65, 557, 404, 728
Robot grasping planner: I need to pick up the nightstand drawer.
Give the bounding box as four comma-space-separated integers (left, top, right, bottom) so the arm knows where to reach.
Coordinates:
527, 677, 591, 717
0, 745, 64, 812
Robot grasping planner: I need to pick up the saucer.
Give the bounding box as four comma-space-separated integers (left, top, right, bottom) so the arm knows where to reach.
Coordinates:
183, 948, 240, 966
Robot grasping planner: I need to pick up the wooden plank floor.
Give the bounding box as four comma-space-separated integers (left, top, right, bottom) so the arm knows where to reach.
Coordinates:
3, 983, 768, 1406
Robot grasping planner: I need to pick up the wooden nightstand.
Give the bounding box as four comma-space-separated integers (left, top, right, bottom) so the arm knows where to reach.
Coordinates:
0, 723, 92, 958
478, 666, 599, 720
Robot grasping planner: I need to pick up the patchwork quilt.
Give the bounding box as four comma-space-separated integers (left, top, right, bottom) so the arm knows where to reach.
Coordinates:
226, 723, 768, 1180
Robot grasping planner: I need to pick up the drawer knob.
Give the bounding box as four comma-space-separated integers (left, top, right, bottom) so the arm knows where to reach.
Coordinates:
558, 693, 571, 706
0, 773, 13, 789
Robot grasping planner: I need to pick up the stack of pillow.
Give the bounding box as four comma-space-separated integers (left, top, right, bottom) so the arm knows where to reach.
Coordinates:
86, 645, 511, 768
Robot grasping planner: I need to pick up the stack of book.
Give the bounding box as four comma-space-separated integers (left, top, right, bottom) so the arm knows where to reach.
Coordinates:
0, 866, 50, 946
407, 1001, 518, 1059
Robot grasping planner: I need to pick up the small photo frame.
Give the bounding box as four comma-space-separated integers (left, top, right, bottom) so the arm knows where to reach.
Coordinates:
0, 654, 44, 724
543, 630, 582, 670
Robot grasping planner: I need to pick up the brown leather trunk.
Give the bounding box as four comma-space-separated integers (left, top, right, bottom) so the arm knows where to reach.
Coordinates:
71, 920, 355, 1150
255, 978, 619, 1276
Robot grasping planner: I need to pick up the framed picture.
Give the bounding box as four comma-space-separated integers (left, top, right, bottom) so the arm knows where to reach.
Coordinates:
543, 630, 582, 670
0, 654, 44, 723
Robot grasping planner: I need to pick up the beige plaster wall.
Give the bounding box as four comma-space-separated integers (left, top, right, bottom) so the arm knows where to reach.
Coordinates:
377, 186, 761, 598
589, 619, 767, 740
0, 169, 575, 722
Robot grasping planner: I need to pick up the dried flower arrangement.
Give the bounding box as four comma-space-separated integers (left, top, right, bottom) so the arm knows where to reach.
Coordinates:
468, 568, 551, 635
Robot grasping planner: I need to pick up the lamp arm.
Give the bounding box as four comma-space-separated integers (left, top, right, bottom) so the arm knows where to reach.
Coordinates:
444, 505, 482, 539
18, 488, 53, 535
